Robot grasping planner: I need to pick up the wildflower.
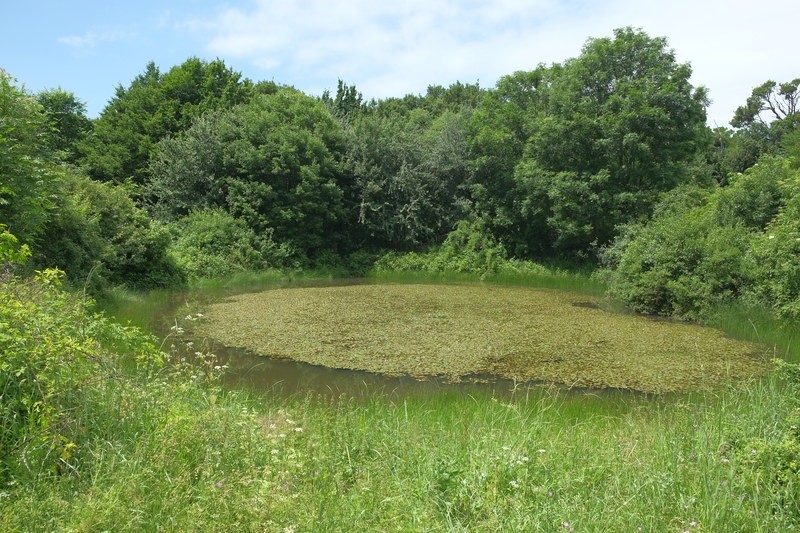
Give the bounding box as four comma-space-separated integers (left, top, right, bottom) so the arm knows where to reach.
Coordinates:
538, 448, 546, 453
690, 520, 698, 527
294, 427, 303, 433
279, 433, 287, 438
271, 449, 280, 455
722, 457, 729, 463
509, 480, 519, 489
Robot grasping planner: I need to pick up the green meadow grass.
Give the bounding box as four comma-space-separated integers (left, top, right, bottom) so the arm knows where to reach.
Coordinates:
3, 378, 797, 532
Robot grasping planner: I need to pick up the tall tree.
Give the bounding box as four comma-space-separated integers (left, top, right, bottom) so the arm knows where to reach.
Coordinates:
0, 71, 56, 244
36, 88, 92, 163
470, 28, 709, 258
148, 89, 349, 263
732, 78, 800, 128
80, 57, 253, 184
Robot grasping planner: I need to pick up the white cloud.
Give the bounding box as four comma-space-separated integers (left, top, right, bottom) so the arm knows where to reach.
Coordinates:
58, 28, 138, 49
184, 0, 800, 126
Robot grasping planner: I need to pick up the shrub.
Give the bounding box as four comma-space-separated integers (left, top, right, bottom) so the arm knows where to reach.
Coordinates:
34, 170, 185, 290
0, 270, 165, 481
610, 206, 752, 320
743, 190, 800, 318
168, 208, 292, 280
373, 219, 554, 277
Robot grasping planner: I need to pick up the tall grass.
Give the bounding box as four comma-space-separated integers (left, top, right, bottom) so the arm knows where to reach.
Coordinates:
4, 271, 799, 531
3, 377, 798, 531
710, 302, 800, 362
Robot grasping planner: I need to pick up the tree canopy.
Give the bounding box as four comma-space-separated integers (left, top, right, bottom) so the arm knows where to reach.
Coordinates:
80, 57, 255, 184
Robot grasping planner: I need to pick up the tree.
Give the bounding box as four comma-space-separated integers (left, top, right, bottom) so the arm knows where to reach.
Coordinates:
0, 71, 56, 244
346, 107, 472, 248
35, 168, 184, 289
148, 89, 349, 263
469, 28, 709, 258
80, 58, 253, 184
321, 79, 364, 120
35, 88, 92, 163
732, 78, 800, 128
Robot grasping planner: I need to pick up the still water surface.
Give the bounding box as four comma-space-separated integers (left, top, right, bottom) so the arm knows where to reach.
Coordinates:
103, 278, 646, 401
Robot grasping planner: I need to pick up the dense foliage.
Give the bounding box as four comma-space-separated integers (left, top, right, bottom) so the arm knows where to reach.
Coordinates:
2, 26, 800, 530
3, 27, 798, 318
0, 269, 166, 482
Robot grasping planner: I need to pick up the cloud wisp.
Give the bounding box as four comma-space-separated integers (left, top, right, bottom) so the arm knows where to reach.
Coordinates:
58, 28, 139, 49
184, 0, 574, 96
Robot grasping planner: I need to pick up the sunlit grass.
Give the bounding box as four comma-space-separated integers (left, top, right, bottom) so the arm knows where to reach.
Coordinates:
3, 377, 796, 531
709, 302, 800, 363
5, 272, 799, 531
368, 267, 608, 296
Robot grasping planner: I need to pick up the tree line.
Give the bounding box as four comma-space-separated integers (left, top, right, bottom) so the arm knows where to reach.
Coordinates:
2, 27, 798, 321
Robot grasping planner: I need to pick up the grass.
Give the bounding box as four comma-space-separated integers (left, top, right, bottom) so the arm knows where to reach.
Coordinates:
368, 267, 609, 296
197, 283, 769, 393
709, 301, 800, 363
3, 271, 799, 531
3, 378, 798, 531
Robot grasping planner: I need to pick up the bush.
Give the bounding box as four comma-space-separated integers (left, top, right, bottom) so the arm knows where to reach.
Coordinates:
373, 219, 554, 277
34, 170, 185, 291
608, 155, 800, 321
0, 270, 165, 481
168, 208, 292, 280
610, 206, 752, 320
743, 189, 800, 318
713, 155, 790, 230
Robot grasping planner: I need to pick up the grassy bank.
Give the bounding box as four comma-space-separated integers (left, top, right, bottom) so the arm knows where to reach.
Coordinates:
3, 270, 800, 531
3, 376, 799, 531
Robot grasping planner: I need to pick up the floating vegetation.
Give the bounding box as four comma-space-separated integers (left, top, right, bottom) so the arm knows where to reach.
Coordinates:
198, 283, 770, 393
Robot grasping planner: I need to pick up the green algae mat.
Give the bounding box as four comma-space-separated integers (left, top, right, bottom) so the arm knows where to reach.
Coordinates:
197, 283, 770, 393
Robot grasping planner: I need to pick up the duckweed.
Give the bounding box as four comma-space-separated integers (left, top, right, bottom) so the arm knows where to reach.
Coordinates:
198, 283, 769, 393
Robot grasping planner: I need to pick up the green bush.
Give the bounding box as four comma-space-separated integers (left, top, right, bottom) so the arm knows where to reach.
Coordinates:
168, 208, 292, 280
713, 155, 789, 230
0, 270, 166, 481
34, 170, 185, 290
610, 206, 752, 320
373, 219, 553, 277
608, 155, 800, 321
743, 190, 800, 318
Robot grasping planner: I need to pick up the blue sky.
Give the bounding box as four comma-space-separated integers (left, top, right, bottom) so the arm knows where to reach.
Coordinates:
2, 0, 797, 127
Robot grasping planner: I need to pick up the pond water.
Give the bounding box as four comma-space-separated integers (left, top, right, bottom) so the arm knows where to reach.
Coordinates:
103, 278, 769, 398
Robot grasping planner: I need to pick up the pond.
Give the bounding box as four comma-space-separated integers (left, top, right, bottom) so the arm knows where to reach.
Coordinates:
104, 278, 771, 397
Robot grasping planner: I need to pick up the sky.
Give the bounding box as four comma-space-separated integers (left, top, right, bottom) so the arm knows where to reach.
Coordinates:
2, 0, 797, 127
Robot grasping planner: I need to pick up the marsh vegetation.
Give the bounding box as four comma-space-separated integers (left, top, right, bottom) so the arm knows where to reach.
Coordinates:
199, 283, 768, 393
